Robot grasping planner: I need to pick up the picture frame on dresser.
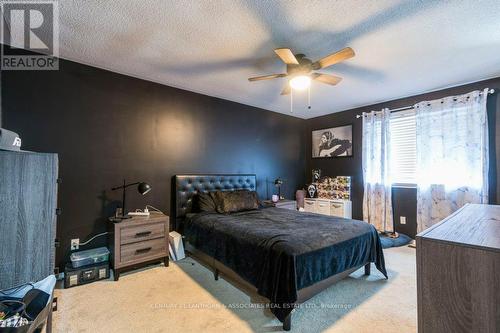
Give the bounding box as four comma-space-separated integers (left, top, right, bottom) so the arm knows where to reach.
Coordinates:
312, 124, 353, 158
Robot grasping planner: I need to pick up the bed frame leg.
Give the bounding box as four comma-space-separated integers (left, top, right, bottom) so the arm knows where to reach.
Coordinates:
283, 313, 292, 331
364, 263, 371, 276
214, 268, 219, 281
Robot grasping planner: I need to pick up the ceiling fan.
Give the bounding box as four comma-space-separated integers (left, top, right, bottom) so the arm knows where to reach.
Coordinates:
248, 47, 355, 95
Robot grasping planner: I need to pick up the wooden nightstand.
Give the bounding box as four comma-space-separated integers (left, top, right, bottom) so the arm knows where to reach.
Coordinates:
108, 213, 169, 281
263, 199, 297, 210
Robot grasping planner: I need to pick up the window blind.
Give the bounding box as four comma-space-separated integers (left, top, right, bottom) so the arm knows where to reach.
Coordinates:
390, 110, 416, 185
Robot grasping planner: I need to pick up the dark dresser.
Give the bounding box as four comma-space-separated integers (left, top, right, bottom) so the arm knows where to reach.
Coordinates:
108, 213, 169, 280
0, 150, 59, 289
416, 204, 500, 333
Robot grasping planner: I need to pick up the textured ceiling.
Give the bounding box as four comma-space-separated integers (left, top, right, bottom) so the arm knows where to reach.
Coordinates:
16, 1, 500, 118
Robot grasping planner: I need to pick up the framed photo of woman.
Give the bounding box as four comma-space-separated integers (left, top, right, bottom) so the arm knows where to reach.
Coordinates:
312, 125, 353, 158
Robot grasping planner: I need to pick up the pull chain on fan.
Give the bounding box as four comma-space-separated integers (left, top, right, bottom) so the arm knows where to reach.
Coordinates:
289, 83, 312, 113
308, 85, 311, 110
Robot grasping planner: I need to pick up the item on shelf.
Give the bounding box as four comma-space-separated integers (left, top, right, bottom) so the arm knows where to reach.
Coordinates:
312, 169, 321, 182
307, 184, 317, 198
315, 176, 351, 200
70, 247, 110, 268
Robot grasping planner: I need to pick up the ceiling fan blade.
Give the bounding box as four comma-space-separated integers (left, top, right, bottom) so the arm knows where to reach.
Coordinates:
311, 73, 343, 85
274, 48, 299, 65
248, 73, 287, 81
312, 47, 355, 70
281, 83, 291, 95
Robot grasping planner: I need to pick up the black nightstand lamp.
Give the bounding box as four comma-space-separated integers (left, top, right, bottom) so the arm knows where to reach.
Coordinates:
111, 180, 151, 220
274, 178, 284, 200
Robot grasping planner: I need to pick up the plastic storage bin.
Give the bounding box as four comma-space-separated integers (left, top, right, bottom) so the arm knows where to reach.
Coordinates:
70, 247, 110, 268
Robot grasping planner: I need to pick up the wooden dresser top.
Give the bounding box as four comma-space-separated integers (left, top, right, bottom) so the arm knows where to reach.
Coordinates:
417, 204, 500, 252
111, 213, 168, 227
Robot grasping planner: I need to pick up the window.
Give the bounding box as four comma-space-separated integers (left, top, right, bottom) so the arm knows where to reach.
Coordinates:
390, 109, 416, 186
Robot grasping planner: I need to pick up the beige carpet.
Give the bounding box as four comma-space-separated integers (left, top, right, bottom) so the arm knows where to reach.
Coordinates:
52, 246, 416, 333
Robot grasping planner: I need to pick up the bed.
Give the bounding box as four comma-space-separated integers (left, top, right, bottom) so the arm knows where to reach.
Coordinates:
174, 174, 387, 331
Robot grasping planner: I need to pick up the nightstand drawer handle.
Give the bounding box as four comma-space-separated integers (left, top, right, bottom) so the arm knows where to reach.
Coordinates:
135, 247, 152, 254
135, 231, 152, 237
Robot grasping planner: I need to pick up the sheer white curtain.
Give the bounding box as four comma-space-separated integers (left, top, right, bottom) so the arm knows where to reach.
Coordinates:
362, 109, 394, 232
415, 89, 489, 233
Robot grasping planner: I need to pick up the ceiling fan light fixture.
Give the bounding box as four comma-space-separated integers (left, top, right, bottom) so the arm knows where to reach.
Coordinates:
289, 75, 311, 91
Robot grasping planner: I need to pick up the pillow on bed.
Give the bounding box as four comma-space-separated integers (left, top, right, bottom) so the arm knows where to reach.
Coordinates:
195, 192, 217, 212
212, 190, 259, 214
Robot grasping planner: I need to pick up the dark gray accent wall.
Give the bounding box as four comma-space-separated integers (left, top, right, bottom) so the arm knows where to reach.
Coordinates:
2, 59, 306, 269
306, 77, 500, 238
2, 50, 499, 267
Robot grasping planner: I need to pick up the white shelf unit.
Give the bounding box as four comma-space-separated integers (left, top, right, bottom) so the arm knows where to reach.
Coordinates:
303, 198, 352, 219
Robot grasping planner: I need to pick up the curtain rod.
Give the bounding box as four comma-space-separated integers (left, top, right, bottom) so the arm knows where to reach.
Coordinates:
355, 88, 495, 119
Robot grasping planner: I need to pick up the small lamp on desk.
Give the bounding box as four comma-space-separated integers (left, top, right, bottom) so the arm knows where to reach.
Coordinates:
274, 178, 284, 200
111, 180, 151, 221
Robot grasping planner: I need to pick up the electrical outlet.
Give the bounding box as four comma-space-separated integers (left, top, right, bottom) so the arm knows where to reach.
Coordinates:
71, 238, 80, 250
400, 216, 407, 225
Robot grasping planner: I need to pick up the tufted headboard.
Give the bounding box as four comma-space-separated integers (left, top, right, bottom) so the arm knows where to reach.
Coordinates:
174, 174, 257, 223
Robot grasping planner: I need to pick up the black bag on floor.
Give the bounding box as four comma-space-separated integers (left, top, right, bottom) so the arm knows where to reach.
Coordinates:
0, 288, 51, 333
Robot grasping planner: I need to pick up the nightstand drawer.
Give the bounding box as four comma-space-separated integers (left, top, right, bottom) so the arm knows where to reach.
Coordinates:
120, 238, 167, 264
120, 222, 165, 245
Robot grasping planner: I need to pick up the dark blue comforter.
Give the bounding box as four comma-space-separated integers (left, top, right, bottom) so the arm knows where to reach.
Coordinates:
184, 207, 387, 322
